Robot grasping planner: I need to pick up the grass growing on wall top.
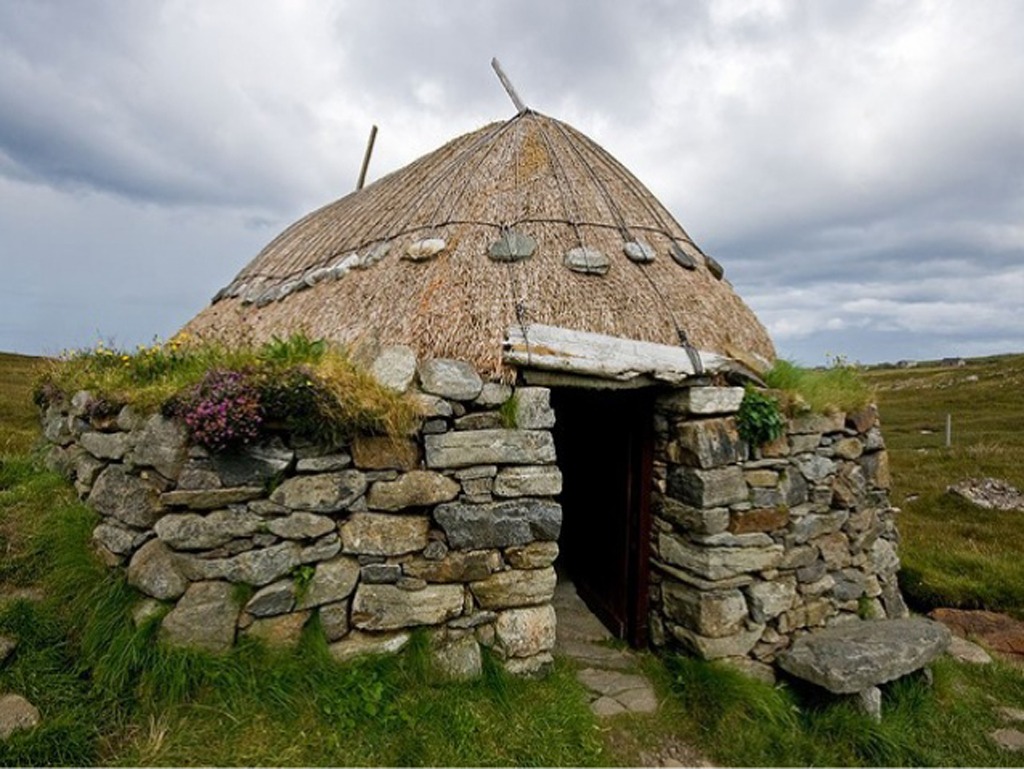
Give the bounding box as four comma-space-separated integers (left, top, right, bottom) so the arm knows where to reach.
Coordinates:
764, 358, 874, 415
34, 333, 418, 444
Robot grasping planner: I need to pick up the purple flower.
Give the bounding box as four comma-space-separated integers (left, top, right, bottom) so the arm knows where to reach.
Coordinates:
175, 368, 263, 451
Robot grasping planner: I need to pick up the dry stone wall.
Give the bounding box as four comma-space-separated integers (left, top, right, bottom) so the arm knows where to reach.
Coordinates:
649, 386, 907, 670
41, 351, 910, 677
41, 351, 562, 676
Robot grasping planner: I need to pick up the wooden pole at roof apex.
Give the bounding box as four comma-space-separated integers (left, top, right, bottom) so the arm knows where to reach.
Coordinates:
491, 58, 527, 114
356, 124, 378, 191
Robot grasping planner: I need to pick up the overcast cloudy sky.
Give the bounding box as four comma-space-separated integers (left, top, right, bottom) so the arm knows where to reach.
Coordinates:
2, 0, 1022, 365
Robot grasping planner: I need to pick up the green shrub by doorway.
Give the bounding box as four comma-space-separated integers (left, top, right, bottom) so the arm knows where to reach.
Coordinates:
736, 387, 785, 447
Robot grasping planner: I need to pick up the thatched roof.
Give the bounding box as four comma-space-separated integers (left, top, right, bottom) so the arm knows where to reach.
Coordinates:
184, 111, 775, 378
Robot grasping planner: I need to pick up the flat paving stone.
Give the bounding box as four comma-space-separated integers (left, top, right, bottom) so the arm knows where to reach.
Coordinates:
578, 668, 649, 697
0, 693, 40, 738
991, 728, 1024, 752
0, 635, 17, 664
617, 686, 659, 713
553, 580, 613, 644
591, 696, 628, 717
948, 635, 992, 665
555, 575, 659, 716
578, 668, 658, 715
998, 706, 1024, 722
558, 638, 636, 670
777, 617, 950, 694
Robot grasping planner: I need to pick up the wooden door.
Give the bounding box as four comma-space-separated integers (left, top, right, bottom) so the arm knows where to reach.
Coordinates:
551, 388, 653, 647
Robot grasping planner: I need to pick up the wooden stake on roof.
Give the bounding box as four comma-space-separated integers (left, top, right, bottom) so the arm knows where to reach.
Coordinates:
491, 58, 527, 114
356, 124, 378, 191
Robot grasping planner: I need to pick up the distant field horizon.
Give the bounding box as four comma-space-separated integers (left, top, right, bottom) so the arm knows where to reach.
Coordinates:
4, 347, 1024, 369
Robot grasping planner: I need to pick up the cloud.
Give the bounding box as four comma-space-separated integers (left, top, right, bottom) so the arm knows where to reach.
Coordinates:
0, 0, 1021, 364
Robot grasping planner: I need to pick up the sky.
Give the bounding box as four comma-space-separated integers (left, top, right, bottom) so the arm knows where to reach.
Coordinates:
1, 0, 1022, 366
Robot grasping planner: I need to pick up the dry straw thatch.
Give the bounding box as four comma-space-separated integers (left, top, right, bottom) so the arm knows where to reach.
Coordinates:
184, 111, 775, 379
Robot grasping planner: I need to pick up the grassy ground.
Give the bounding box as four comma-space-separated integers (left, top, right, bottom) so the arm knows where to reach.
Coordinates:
3, 350, 1024, 765
863, 354, 1024, 616
0, 352, 45, 455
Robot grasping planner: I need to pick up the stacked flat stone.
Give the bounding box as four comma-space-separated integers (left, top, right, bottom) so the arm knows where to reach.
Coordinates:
40, 349, 562, 677
649, 387, 905, 667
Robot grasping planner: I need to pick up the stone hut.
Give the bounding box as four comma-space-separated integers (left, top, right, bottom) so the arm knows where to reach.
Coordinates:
45, 109, 908, 677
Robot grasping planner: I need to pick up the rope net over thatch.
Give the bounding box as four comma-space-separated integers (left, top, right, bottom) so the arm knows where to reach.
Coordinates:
183, 111, 775, 379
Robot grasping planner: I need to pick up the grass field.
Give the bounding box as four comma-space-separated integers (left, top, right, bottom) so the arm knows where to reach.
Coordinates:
863, 354, 1024, 617
2, 350, 1024, 765
0, 352, 44, 456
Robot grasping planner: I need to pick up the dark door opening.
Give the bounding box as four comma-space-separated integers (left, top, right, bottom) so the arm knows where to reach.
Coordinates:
550, 387, 653, 648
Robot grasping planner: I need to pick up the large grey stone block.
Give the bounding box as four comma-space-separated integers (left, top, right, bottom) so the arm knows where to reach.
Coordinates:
329, 630, 410, 663
795, 454, 836, 484
403, 550, 501, 582
176, 541, 302, 586
425, 429, 557, 469
246, 580, 296, 617
667, 465, 748, 508
0, 694, 40, 739
495, 604, 557, 657
656, 497, 730, 535
512, 388, 556, 429
791, 511, 849, 544
370, 346, 418, 393
776, 618, 951, 693
267, 512, 336, 540
434, 499, 561, 549
160, 487, 265, 510
418, 359, 483, 401
296, 555, 360, 609
130, 414, 188, 479
127, 540, 188, 600
159, 581, 239, 653
432, 634, 483, 680
470, 567, 556, 609
366, 471, 459, 511
745, 579, 797, 623
270, 471, 367, 512
668, 622, 765, 660
80, 430, 132, 461
93, 521, 149, 556
351, 583, 464, 630
658, 387, 745, 416
658, 532, 783, 581
493, 465, 563, 497
155, 509, 263, 550
662, 582, 748, 637
341, 512, 430, 556
88, 465, 165, 528
670, 417, 745, 469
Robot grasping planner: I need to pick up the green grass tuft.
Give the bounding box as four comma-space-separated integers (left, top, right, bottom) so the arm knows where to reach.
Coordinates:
766, 358, 874, 415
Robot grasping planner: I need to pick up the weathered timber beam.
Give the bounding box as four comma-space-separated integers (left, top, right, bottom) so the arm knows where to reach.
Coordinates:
502, 323, 730, 384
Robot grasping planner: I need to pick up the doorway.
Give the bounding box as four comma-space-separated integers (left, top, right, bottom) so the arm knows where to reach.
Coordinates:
550, 387, 654, 648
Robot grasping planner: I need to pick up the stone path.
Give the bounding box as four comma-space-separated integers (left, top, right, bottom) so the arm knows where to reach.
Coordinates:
0, 633, 42, 740
928, 612, 1024, 754
552, 578, 658, 717
989, 702, 1024, 753
930, 608, 1024, 664
553, 579, 714, 766
0, 693, 40, 739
